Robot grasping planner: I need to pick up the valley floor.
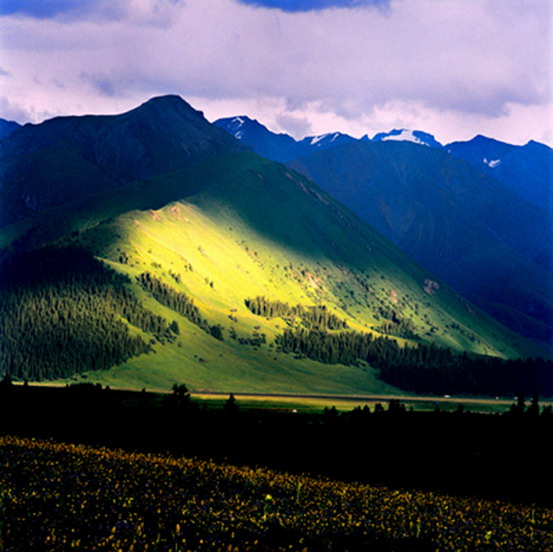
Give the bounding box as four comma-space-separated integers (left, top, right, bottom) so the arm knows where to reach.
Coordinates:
191, 390, 533, 414
26, 381, 552, 413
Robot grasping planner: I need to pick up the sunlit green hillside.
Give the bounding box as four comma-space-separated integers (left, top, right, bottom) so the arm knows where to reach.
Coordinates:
20, 152, 528, 393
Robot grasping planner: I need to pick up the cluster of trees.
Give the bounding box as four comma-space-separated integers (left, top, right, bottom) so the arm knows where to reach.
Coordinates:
276, 327, 553, 396
245, 296, 348, 330
373, 306, 420, 340
276, 328, 397, 366
379, 353, 553, 397
374, 319, 419, 340
506, 394, 552, 417
228, 327, 267, 346
137, 272, 224, 341
0, 248, 178, 380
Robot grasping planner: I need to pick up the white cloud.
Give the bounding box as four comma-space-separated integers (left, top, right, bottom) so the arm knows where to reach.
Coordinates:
274, 112, 313, 138
0, 0, 550, 145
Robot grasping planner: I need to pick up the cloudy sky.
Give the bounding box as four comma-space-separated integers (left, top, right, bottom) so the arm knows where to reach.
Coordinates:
0, 0, 551, 145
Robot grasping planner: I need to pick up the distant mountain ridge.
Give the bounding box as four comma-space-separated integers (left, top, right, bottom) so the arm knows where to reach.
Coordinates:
447, 135, 553, 209
214, 116, 356, 163
214, 115, 552, 184
214, 117, 453, 161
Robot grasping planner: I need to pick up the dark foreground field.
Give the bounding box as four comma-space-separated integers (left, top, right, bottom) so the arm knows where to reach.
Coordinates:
2, 383, 552, 504
1, 383, 552, 550
1, 436, 552, 551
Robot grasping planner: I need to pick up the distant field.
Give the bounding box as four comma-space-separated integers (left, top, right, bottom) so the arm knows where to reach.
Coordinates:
192, 391, 522, 413
20, 382, 551, 413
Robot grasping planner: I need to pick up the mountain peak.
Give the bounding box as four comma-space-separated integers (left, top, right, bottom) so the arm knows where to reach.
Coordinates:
214, 115, 299, 162
468, 134, 506, 145
130, 94, 206, 122
446, 135, 517, 168
524, 139, 553, 152
214, 115, 268, 140
139, 94, 193, 109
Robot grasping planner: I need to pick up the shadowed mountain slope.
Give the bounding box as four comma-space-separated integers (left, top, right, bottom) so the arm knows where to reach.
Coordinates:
288, 141, 553, 342
0, 118, 20, 139
447, 135, 553, 210
0, 96, 247, 227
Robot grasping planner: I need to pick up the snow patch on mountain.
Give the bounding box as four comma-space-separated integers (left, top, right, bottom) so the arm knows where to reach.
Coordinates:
371, 129, 443, 149
227, 117, 247, 139
382, 129, 429, 146
310, 134, 327, 145
483, 158, 501, 168
309, 132, 342, 146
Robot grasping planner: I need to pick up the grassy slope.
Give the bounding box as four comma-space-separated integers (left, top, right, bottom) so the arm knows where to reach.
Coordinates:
1, 153, 541, 394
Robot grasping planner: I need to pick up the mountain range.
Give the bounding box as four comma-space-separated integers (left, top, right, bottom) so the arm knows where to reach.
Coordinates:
0, 96, 550, 397
215, 116, 553, 343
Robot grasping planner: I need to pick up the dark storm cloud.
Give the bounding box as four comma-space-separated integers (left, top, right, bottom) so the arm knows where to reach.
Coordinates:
236, 0, 389, 12
0, 0, 118, 19
0, 0, 184, 21
80, 73, 118, 97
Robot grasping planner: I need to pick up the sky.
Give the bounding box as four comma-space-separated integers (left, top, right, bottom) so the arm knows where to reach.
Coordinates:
0, 0, 551, 146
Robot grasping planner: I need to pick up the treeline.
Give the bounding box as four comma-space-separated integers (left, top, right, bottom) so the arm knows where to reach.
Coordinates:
137, 272, 223, 340
245, 296, 348, 330
276, 328, 553, 396
380, 354, 553, 397
374, 319, 419, 340
373, 306, 420, 340
0, 248, 179, 380
276, 328, 395, 366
